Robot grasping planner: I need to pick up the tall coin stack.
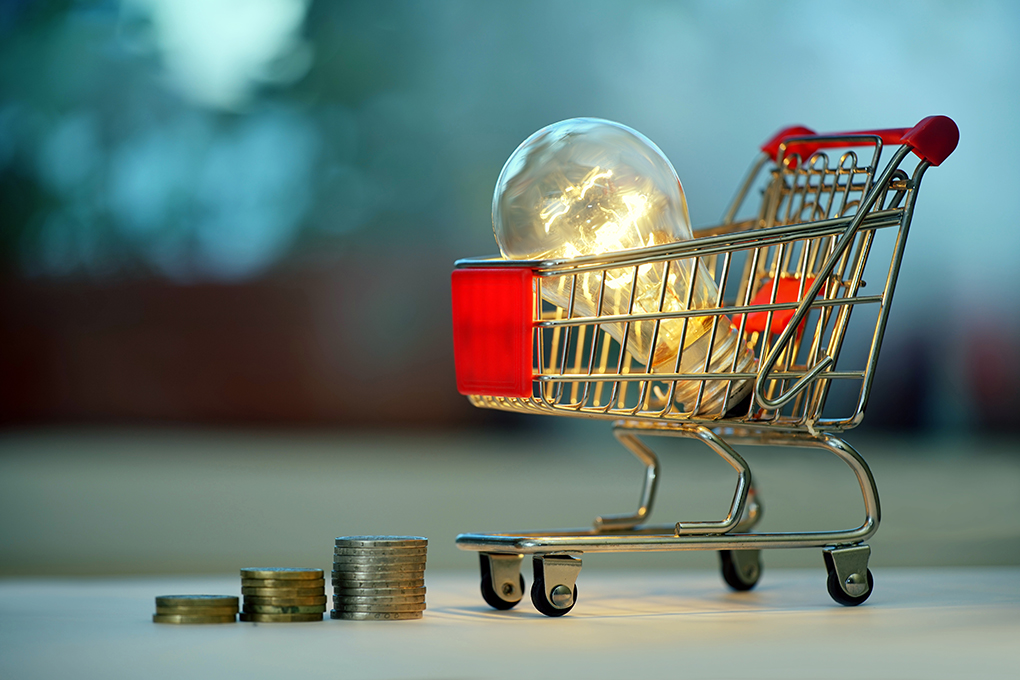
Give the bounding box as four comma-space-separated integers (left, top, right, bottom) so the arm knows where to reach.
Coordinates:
239, 568, 326, 622
331, 536, 427, 620
153, 595, 238, 624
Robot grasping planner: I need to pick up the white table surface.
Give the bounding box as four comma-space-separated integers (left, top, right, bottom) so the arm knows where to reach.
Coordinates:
2, 568, 1018, 679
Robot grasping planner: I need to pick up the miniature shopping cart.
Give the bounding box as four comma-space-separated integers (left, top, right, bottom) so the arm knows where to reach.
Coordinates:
450, 116, 958, 615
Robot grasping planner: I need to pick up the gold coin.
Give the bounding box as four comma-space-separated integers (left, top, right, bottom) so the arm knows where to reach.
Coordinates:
240, 587, 324, 597
242, 604, 328, 615
240, 568, 323, 580
153, 613, 236, 624
330, 610, 423, 621
240, 578, 325, 589
243, 595, 327, 606
239, 612, 323, 623
155, 595, 238, 608
155, 605, 238, 616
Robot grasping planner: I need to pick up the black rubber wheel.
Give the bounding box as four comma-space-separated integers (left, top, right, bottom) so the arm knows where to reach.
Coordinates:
826, 568, 874, 606
478, 555, 524, 610
480, 572, 525, 610
719, 550, 761, 591
530, 574, 577, 617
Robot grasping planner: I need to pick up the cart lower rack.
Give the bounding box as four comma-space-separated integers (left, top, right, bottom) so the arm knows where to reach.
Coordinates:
451, 116, 958, 615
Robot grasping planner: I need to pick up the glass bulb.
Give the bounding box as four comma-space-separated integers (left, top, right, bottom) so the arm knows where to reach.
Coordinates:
492, 118, 753, 414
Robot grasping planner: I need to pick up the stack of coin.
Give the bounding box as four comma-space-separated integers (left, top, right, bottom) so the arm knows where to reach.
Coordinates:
153, 595, 238, 624
239, 568, 326, 622
331, 536, 427, 621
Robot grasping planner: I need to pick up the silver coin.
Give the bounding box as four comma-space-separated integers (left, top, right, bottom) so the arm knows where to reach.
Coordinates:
240, 586, 324, 597
242, 604, 328, 614
332, 580, 425, 590
155, 595, 238, 608
333, 594, 425, 605
333, 586, 426, 596
333, 547, 427, 557
332, 602, 426, 613
331, 610, 422, 621
332, 562, 424, 574
240, 568, 323, 580
331, 571, 425, 581
332, 554, 426, 565
334, 536, 427, 548
240, 578, 326, 589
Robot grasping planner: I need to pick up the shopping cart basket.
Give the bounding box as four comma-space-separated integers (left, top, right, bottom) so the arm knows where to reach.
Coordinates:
451, 115, 959, 615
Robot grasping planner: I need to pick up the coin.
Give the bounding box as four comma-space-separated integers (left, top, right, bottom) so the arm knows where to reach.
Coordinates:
240, 568, 323, 580
332, 575, 424, 584
334, 586, 426, 596
334, 536, 427, 548
153, 613, 236, 624
239, 612, 323, 623
155, 595, 238, 608
241, 586, 324, 597
241, 578, 326, 589
333, 547, 427, 557
243, 595, 327, 606
332, 555, 426, 566
331, 562, 425, 573
155, 605, 239, 616
333, 594, 425, 605
242, 604, 328, 615
332, 577, 424, 587
333, 602, 425, 613
330, 610, 423, 621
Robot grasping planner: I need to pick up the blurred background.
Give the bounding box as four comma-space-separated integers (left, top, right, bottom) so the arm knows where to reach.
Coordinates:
1, 1, 1018, 576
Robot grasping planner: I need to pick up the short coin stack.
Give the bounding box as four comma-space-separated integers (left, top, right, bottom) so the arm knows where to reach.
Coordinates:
239, 568, 326, 622
331, 536, 427, 620
153, 595, 238, 624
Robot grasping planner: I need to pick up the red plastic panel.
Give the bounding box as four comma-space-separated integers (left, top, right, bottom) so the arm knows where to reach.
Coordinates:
736, 276, 817, 338
451, 267, 533, 397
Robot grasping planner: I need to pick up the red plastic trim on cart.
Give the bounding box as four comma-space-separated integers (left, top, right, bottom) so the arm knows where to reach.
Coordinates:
761, 115, 959, 166
735, 276, 818, 340
451, 267, 533, 398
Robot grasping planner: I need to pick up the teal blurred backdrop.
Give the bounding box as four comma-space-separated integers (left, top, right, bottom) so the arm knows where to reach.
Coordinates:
1, 0, 1018, 432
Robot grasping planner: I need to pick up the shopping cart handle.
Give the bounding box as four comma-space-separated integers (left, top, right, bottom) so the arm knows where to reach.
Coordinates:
761, 115, 959, 167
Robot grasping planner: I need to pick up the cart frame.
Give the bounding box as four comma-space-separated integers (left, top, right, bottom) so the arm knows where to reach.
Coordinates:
451, 116, 958, 614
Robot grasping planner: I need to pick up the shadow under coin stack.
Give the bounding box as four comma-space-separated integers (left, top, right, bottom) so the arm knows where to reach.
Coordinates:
332, 536, 427, 620
239, 568, 326, 622
153, 595, 238, 624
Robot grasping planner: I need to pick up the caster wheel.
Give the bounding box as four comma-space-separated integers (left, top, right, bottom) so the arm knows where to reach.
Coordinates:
826, 568, 874, 606
530, 575, 577, 617
720, 550, 761, 591
479, 555, 524, 610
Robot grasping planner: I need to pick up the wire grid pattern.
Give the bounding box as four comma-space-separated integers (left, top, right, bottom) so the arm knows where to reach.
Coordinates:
468, 138, 925, 431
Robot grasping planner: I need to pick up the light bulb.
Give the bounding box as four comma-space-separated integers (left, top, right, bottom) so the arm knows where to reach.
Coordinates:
493, 118, 753, 414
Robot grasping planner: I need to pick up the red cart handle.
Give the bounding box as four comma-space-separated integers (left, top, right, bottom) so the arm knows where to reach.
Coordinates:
761, 115, 959, 167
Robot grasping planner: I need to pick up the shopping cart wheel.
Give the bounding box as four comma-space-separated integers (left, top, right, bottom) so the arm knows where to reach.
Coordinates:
530, 555, 582, 617
823, 545, 873, 606
478, 553, 525, 610
719, 550, 761, 591
826, 568, 874, 606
